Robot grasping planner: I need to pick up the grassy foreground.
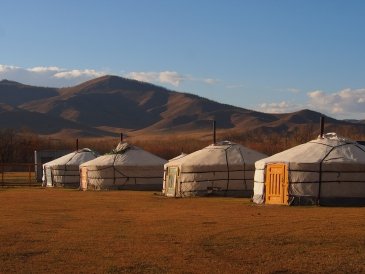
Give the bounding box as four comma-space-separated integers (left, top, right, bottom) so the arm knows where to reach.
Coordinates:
0, 188, 364, 274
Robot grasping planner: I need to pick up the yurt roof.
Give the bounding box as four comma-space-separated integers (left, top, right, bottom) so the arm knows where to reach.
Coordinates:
168, 152, 187, 162
44, 148, 98, 167
256, 133, 365, 166
166, 141, 267, 168
80, 142, 167, 167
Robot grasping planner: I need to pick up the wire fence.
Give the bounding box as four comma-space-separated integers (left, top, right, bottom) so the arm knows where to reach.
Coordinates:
0, 163, 40, 187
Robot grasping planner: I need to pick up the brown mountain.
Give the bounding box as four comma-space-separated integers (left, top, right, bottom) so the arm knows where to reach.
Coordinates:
0, 80, 58, 106
0, 75, 363, 137
0, 103, 115, 137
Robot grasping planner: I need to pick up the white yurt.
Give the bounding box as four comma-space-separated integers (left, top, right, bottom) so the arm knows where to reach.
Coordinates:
253, 133, 365, 206
43, 148, 98, 188
80, 142, 167, 190
163, 141, 267, 197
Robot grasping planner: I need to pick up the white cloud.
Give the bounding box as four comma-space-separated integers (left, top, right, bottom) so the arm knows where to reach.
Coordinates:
0, 64, 19, 72
259, 101, 302, 114
0, 64, 217, 89
0, 64, 107, 87
126, 71, 184, 87
258, 88, 365, 119
53, 69, 105, 79
308, 88, 365, 118
27, 66, 61, 73
126, 72, 157, 83
126, 71, 218, 87
158, 71, 183, 86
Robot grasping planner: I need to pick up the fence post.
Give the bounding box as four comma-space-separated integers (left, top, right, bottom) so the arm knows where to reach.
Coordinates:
28, 164, 31, 186
0, 163, 38, 187
1, 164, 4, 187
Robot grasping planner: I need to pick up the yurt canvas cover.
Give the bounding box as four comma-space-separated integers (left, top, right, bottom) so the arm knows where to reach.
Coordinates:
253, 133, 365, 206
43, 148, 98, 188
80, 142, 167, 190
163, 141, 267, 197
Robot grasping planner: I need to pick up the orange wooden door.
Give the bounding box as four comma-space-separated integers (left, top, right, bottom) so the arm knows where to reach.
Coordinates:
265, 164, 288, 205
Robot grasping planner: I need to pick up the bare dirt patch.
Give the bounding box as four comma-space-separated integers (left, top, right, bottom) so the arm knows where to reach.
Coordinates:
0, 188, 364, 273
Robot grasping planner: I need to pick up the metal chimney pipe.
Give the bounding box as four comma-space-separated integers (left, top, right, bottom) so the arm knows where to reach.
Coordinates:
120, 132, 123, 142
76, 138, 79, 151
213, 120, 216, 145
320, 116, 325, 138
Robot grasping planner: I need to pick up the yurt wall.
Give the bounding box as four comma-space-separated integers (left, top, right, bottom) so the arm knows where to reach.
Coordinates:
253, 133, 365, 206
43, 148, 98, 188
164, 141, 267, 197
80, 142, 167, 190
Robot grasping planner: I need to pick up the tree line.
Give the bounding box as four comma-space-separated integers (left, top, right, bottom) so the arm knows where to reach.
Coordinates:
0, 125, 364, 163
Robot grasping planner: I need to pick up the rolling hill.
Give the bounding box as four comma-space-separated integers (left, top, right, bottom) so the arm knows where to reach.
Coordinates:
0, 79, 58, 106
0, 103, 115, 137
0, 75, 363, 137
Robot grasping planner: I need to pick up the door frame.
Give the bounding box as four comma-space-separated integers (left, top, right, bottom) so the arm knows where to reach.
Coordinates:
45, 166, 53, 187
265, 163, 288, 205
80, 167, 88, 191
166, 166, 179, 197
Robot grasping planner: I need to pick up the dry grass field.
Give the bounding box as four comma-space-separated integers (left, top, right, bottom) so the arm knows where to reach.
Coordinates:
0, 188, 364, 274
0, 171, 37, 187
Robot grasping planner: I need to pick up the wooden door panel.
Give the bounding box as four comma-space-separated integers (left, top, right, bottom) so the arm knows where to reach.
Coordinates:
265, 164, 288, 205
80, 168, 88, 190
166, 167, 178, 197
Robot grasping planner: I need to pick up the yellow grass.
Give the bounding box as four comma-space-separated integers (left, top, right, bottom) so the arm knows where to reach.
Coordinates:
0, 188, 364, 273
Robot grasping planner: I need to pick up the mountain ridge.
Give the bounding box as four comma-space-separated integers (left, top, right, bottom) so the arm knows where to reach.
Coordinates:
0, 75, 363, 137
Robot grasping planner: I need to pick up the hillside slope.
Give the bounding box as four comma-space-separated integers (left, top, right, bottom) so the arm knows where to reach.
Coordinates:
0, 80, 58, 106
0, 103, 115, 136
0, 75, 362, 137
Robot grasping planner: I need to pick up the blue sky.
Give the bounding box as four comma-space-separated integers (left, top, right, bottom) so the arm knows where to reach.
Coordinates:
1, 0, 365, 119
